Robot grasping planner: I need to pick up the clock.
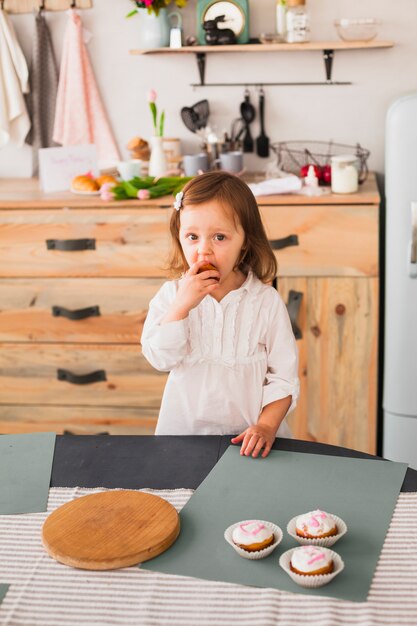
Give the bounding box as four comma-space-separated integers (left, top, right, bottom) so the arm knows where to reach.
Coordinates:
197, 0, 249, 45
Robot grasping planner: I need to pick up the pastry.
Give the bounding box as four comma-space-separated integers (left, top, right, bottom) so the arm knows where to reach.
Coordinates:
295, 509, 338, 539
290, 545, 334, 576
96, 175, 118, 188
127, 136, 150, 161
71, 175, 100, 192
232, 521, 274, 552
198, 263, 218, 273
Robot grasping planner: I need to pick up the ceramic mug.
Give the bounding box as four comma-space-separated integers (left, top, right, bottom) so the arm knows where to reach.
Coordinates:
219, 151, 244, 174
117, 160, 142, 181
183, 153, 209, 176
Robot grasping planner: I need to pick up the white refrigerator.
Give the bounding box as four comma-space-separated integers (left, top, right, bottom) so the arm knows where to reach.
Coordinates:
383, 93, 417, 470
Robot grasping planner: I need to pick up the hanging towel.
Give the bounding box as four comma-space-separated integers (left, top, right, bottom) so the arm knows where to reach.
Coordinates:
0, 8, 31, 148
53, 9, 120, 169
26, 9, 59, 171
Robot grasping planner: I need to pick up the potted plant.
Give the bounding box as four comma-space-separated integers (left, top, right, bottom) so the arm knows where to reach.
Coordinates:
127, 0, 188, 49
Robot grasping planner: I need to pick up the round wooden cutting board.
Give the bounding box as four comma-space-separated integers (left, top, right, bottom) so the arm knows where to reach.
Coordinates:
42, 490, 180, 570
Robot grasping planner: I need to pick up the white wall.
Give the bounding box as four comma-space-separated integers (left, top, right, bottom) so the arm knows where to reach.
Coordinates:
1, 0, 416, 178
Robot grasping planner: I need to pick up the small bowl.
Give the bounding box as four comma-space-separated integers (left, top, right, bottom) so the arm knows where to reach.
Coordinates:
334, 18, 379, 42
287, 514, 347, 547
279, 547, 344, 588
224, 520, 283, 560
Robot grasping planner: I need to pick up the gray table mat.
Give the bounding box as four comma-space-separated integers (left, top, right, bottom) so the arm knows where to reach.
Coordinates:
0, 432, 56, 515
0, 586, 7, 607
142, 447, 407, 601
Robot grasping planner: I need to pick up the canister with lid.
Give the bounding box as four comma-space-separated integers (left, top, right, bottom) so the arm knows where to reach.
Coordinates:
285, 0, 310, 43
330, 155, 359, 193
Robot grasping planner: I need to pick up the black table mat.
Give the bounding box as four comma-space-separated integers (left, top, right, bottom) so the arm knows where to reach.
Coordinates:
50, 435, 417, 492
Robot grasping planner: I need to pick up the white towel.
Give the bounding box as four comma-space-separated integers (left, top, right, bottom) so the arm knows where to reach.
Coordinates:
0, 8, 30, 148
248, 175, 302, 196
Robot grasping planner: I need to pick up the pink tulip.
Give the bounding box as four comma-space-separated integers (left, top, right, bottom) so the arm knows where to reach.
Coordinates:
137, 189, 151, 200
147, 89, 157, 103
100, 190, 114, 202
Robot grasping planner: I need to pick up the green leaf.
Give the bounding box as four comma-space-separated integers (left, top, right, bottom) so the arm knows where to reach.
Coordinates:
125, 9, 138, 17
149, 102, 157, 132
159, 110, 165, 137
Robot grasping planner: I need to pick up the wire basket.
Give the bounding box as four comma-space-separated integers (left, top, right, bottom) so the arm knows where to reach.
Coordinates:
270, 141, 370, 183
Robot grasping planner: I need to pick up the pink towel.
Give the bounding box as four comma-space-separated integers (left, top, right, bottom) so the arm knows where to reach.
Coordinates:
53, 10, 120, 168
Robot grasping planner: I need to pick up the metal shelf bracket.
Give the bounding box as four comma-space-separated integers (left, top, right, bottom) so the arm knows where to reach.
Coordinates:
196, 52, 206, 86
323, 49, 334, 82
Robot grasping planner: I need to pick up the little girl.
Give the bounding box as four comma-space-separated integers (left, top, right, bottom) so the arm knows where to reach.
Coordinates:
141, 171, 299, 458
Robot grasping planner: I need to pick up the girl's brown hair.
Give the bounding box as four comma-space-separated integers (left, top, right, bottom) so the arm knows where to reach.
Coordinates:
168, 171, 277, 283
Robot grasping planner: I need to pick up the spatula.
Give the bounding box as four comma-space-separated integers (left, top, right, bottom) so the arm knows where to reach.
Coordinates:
256, 88, 269, 158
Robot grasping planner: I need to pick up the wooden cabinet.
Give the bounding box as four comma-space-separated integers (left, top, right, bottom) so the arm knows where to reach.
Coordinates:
257, 177, 380, 454
0, 177, 380, 452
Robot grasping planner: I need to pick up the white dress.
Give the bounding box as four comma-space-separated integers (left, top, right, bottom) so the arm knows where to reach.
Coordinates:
141, 271, 300, 437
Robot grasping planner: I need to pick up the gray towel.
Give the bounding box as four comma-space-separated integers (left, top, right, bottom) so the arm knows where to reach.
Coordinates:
26, 10, 59, 172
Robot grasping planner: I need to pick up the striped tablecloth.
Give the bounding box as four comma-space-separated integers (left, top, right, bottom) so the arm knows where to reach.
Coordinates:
0, 487, 416, 626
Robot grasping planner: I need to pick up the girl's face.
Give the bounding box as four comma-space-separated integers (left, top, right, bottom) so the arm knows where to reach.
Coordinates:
179, 199, 245, 283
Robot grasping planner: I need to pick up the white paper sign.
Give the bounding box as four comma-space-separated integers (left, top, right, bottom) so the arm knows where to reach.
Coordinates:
39, 145, 99, 192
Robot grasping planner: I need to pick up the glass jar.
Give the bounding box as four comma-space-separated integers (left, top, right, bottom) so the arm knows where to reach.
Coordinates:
285, 0, 310, 43
331, 155, 359, 194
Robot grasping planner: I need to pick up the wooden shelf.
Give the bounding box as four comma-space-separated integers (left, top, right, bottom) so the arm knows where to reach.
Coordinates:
129, 40, 394, 86
130, 40, 394, 55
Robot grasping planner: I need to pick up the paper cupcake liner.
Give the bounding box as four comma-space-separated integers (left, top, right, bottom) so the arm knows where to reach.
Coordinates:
279, 547, 344, 588
224, 520, 283, 560
286, 514, 347, 547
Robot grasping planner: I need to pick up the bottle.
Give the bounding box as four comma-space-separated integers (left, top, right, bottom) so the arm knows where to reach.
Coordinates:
285, 0, 310, 43
304, 164, 319, 187
276, 0, 287, 40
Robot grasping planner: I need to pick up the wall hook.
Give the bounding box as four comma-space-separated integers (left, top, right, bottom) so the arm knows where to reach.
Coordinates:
71, 0, 76, 7
38, 0, 45, 13
0, 0, 5, 11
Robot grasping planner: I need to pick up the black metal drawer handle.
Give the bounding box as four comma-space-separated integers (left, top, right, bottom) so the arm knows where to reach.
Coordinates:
286, 289, 303, 340
46, 238, 96, 251
57, 369, 107, 385
52, 305, 101, 320
269, 234, 299, 250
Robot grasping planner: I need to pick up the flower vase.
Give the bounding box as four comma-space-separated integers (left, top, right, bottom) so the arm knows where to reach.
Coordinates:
137, 8, 170, 49
149, 136, 168, 177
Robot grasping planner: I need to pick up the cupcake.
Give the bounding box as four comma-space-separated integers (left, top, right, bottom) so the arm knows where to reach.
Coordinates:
295, 509, 338, 539
290, 545, 334, 576
232, 520, 275, 552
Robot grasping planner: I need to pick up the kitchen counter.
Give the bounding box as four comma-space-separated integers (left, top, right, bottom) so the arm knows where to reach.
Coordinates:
0, 174, 380, 208
0, 177, 380, 454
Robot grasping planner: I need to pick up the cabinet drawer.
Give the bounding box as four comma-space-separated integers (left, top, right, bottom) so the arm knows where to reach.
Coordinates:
0, 344, 167, 407
0, 405, 158, 435
0, 209, 170, 277
0, 278, 164, 343
260, 204, 378, 277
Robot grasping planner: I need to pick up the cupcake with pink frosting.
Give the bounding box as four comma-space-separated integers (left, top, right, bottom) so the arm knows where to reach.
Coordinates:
290, 545, 334, 576
232, 520, 275, 552
295, 509, 338, 539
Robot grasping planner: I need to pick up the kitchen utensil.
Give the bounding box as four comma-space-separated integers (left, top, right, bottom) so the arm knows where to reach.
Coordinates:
240, 89, 256, 153
256, 87, 269, 158
334, 18, 379, 42
42, 490, 180, 570
180, 99, 210, 134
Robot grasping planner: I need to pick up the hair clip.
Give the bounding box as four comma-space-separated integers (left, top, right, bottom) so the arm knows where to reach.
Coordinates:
173, 191, 184, 211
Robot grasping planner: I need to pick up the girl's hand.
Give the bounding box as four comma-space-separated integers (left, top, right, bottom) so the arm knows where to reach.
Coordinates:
162, 261, 220, 323
231, 424, 276, 459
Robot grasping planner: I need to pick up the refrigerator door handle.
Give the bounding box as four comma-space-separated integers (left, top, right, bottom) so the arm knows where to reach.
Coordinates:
409, 202, 417, 277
